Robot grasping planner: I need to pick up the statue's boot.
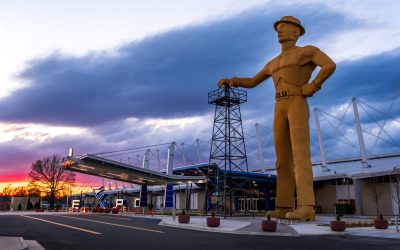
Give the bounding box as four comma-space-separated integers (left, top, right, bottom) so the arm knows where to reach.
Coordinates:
266, 207, 293, 219
285, 206, 315, 221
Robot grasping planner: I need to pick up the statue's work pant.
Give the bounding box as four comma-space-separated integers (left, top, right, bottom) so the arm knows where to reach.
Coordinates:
274, 95, 315, 208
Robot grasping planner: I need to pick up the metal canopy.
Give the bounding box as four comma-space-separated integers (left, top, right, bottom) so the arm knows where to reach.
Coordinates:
63, 154, 206, 185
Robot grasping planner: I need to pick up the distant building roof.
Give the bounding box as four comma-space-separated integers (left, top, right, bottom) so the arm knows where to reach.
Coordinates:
265, 153, 400, 181
168, 162, 276, 183
64, 154, 206, 185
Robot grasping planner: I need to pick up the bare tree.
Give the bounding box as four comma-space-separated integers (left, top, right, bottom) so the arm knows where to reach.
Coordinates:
367, 177, 382, 217
28, 154, 76, 208
0, 184, 13, 197
393, 166, 400, 216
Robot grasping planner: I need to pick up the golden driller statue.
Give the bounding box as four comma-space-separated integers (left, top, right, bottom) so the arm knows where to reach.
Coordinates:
217, 16, 336, 221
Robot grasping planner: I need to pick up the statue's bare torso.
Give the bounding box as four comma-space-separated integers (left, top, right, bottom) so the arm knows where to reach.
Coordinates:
265, 46, 319, 89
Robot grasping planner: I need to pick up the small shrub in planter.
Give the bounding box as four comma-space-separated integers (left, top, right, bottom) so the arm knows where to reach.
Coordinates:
261, 214, 277, 232
374, 214, 388, 229
330, 215, 346, 232
207, 210, 220, 227
34, 202, 40, 209
178, 209, 190, 223
98, 207, 104, 213
104, 207, 111, 213
112, 207, 120, 214
92, 207, 98, 213
55, 204, 61, 212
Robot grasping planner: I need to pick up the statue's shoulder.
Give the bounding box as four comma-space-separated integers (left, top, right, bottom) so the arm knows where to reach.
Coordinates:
299, 45, 321, 56
298, 45, 321, 65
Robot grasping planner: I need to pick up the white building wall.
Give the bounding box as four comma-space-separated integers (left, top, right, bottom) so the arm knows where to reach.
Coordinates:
155, 196, 163, 209
190, 193, 198, 210
336, 185, 355, 200
174, 194, 180, 210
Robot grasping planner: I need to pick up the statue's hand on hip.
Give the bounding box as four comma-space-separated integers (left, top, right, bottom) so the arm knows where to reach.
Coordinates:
301, 81, 320, 97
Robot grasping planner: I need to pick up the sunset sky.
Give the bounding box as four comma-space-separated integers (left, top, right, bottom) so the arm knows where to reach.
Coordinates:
1, 0, 399, 190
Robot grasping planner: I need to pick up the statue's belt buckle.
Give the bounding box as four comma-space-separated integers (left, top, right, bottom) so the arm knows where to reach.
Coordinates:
275, 90, 288, 101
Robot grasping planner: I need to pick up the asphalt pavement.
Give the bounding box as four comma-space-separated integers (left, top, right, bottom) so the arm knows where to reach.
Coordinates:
0, 214, 399, 250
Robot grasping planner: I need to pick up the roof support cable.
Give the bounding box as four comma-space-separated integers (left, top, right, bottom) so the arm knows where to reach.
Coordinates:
358, 101, 400, 150
320, 112, 360, 152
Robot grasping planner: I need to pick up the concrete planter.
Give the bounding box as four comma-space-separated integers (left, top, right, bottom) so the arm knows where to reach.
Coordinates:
92, 207, 98, 213
178, 214, 190, 223
374, 219, 388, 229
330, 221, 346, 231
98, 208, 104, 213
207, 217, 220, 227
104, 208, 111, 213
261, 220, 277, 232
112, 208, 119, 214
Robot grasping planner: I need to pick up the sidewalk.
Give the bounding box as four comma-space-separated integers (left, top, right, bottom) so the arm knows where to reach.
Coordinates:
3, 211, 399, 240
0, 211, 71, 216
0, 236, 44, 250
158, 215, 400, 239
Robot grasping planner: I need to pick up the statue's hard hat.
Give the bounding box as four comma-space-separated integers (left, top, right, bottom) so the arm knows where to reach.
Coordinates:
274, 16, 305, 36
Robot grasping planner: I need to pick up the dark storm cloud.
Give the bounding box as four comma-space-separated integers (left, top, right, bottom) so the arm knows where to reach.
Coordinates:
2, 2, 399, 176
0, 4, 355, 126
309, 48, 400, 110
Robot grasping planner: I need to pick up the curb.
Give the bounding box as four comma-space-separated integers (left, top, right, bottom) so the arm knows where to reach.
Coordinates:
18, 237, 29, 250
0, 237, 28, 250
25, 240, 45, 250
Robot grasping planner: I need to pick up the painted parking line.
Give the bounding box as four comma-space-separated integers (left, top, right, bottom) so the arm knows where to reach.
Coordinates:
56, 215, 165, 234
21, 215, 102, 235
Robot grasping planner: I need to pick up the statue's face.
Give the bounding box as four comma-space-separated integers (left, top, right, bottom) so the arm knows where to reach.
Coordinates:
277, 23, 300, 43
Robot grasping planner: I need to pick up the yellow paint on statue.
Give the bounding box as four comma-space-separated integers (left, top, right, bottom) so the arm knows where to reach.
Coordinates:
217, 16, 336, 221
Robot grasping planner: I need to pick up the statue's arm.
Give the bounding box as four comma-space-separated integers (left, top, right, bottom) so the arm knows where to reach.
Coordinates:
310, 48, 336, 88
302, 46, 336, 96
217, 64, 271, 89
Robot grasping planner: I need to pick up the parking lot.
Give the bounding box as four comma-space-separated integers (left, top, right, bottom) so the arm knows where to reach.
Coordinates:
0, 213, 399, 250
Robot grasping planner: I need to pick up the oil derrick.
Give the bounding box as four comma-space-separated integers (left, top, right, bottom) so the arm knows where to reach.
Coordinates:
206, 85, 253, 217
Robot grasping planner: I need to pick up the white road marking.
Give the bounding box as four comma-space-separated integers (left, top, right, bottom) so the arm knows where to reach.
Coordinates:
21, 215, 102, 235
56, 215, 165, 234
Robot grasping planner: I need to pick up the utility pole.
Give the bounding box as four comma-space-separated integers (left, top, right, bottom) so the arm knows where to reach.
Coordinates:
167, 142, 175, 175
314, 108, 330, 171
143, 149, 150, 169
156, 149, 161, 170
181, 142, 186, 165
196, 139, 201, 164
352, 97, 369, 167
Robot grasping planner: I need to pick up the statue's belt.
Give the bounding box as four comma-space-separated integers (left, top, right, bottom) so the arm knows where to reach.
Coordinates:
275, 87, 303, 101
